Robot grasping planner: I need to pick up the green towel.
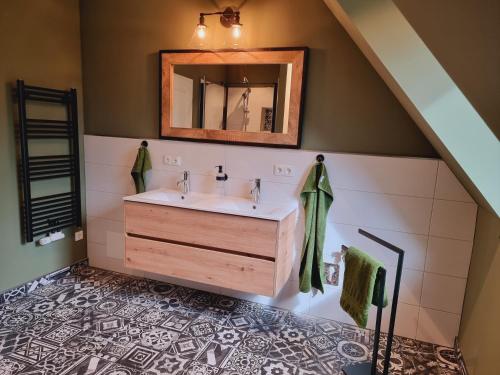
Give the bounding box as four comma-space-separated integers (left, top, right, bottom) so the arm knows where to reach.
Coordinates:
340, 247, 388, 328
299, 162, 334, 294
131, 145, 152, 193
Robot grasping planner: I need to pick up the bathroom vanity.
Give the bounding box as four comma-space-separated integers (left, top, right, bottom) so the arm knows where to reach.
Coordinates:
123, 189, 297, 296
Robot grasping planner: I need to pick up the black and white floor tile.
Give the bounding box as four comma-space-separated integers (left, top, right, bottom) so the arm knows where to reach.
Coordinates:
0, 266, 460, 374
0, 261, 89, 305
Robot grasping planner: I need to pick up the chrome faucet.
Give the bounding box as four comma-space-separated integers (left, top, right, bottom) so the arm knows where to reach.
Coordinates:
250, 178, 261, 204
177, 171, 190, 194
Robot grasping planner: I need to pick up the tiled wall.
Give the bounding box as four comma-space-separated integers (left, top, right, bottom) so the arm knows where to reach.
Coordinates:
84, 135, 477, 347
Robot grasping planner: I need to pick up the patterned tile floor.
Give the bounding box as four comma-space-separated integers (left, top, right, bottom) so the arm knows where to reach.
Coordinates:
0, 266, 460, 375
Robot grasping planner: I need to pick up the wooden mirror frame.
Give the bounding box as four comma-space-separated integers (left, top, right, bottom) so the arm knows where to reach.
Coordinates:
159, 47, 308, 148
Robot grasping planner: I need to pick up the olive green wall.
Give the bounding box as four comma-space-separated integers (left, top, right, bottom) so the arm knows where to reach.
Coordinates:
80, 0, 437, 157
0, 0, 86, 291
459, 208, 500, 375
395, 0, 500, 139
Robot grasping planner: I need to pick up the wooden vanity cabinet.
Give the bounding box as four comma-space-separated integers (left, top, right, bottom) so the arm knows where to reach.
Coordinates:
124, 201, 296, 297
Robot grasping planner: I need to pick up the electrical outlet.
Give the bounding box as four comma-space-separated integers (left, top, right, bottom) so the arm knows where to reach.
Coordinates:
172, 156, 182, 166
273, 164, 294, 177
74, 230, 84, 242
163, 155, 182, 166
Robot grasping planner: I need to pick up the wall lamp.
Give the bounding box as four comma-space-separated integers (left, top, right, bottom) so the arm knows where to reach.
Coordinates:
196, 7, 243, 40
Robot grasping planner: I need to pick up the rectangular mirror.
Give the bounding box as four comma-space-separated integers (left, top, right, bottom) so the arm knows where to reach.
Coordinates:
160, 48, 308, 148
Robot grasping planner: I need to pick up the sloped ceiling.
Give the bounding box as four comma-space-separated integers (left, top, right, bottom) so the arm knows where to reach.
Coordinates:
323, 0, 500, 216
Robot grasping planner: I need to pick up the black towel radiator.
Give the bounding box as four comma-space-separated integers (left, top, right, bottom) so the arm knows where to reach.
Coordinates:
340, 228, 405, 375
15, 80, 82, 242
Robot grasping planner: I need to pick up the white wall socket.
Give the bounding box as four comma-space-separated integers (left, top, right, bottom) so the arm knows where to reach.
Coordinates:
273, 164, 294, 177
163, 155, 182, 166
74, 230, 84, 242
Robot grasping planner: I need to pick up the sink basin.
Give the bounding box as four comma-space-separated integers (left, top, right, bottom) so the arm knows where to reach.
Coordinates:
124, 188, 296, 221
136, 189, 202, 205
199, 197, 283, 217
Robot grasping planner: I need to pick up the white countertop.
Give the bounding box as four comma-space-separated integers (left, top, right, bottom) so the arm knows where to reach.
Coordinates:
123, 188, 297, 221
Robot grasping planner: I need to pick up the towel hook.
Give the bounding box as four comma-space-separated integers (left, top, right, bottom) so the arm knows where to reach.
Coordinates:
339, 244, 349, 262
141, 140, 148, 147
316, 154, 324, 163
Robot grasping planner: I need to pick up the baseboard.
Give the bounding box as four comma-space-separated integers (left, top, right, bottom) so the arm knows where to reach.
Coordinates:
0, 258, 89, 304
454, 337, 470, 375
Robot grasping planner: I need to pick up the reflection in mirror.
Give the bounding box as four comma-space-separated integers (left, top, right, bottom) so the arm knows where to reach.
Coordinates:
172, 64, 292, 134
161, 48, 307, 148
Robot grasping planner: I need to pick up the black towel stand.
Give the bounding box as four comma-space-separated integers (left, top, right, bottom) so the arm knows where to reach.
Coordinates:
342, 228, 405, 375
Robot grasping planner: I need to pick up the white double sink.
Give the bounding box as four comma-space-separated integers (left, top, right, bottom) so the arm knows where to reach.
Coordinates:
124, 188, 297, 221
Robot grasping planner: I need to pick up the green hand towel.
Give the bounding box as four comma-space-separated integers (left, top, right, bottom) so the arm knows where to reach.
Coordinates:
131, 145, 152, 193
340, 247, 388, 328
299, 162, 334, 294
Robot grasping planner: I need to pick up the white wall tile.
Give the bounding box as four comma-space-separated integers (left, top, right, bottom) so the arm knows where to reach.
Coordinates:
106, 231, 125, 260
85, 162, 135, 195
148, 139, 225, 176
148, 170, 224, 194
417, 308, 460, 347
190, 174, 222, 194
430, 200, 477, 241
84, 135, 138, 167
322, 225, 423, 306
87, 217, 124, 245
86, 190, 125, 221
308, 284, 351, 324
421, 273, 467, 314
148, 169, 181, 191
226, 178, 300, 204
225, 146, 316, 185
325, 223, 427, 270
425, 236, 473, 278
87, 242, 105, 261
332, 189, 433, 235
367, 302, 419, 339
327, 154, 438, 198
385, 267, 423, 306
435, 161, 474, 203
88, 242, 143, 277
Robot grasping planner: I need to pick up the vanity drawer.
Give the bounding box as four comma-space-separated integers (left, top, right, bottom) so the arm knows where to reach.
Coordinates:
125, 235, 275, 296
124, 202, 278, 258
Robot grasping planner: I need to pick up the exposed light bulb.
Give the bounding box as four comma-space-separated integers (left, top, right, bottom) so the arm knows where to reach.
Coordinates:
196, 24, 207, 39
231, 24, 242, 39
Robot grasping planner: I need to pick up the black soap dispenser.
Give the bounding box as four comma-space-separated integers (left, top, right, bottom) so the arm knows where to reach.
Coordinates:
215, 165, 228, 181
215, 165, 228, 191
